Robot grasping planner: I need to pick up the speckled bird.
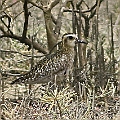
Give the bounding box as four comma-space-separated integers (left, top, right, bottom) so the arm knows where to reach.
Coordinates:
11, 33, 87, 84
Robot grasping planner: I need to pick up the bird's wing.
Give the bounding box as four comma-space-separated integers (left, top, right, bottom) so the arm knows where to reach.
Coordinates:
11, 49, 68, 84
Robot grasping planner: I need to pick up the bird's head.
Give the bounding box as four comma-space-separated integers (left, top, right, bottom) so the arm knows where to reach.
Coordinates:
62, 33, 87, 48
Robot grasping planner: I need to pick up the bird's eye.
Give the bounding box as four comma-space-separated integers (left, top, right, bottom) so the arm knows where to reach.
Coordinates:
68, 36, 73, 40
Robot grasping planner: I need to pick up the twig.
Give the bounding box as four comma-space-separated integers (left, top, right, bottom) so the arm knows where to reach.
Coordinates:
0, 15, 13, 35
0, 49, 46, 58
0, 1, 19, 14
22, 0, 29, 40
49, 0, 60, 9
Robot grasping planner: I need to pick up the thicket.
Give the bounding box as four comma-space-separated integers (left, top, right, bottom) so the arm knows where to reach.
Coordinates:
0, 0, 120, 119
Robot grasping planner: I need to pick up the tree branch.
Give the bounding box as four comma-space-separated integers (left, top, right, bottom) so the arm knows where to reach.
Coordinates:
49, 0, 60, 9
0, 15, 13, 35
51, 14, 57, 24
0, 1, 19, 14
28, 0, 43, 10
22, 0, 29, 40
0, 49, 46, 58
0, 26, 48, 54
54, 7, 64, 35
76, 0, 84, 9
89, 0, 104, 19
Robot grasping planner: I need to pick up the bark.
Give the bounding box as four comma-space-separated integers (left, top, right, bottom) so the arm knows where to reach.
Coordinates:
43, 9, 57, 51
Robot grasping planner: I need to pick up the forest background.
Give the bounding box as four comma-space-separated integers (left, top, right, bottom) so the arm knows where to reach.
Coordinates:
0, 0, 120, 119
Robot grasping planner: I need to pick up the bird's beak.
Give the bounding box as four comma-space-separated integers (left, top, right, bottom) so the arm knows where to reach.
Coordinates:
76, 39, 88, 44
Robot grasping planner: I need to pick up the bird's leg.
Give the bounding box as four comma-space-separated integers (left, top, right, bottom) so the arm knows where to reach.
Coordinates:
65, 67, 74, 87
64, 70, 71, 88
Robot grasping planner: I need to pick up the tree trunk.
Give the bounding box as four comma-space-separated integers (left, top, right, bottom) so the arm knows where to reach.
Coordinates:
43, 9, 57, 52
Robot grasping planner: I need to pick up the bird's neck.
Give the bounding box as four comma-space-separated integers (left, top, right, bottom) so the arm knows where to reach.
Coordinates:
62, 47, 75, 60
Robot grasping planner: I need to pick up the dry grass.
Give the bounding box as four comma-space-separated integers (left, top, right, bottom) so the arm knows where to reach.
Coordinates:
1, 81, 120, 120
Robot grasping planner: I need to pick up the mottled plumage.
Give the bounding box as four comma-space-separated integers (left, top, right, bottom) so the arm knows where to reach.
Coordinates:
11, 33, 87, 84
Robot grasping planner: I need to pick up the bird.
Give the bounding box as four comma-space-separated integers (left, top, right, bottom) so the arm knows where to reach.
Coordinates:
11, 33, 87, 84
